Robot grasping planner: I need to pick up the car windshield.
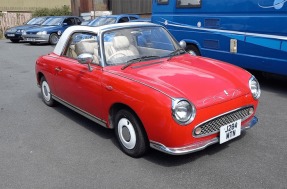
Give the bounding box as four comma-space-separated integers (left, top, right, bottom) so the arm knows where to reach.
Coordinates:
27, 17, 48, 25
42, 17, 64, 26
103, 26, 183, 66
88, 17, 117, 26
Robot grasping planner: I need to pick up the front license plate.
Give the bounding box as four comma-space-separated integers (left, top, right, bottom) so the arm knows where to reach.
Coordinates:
7, 34, 15, 37
26, 38, 35, 41
219, 120, 241, 144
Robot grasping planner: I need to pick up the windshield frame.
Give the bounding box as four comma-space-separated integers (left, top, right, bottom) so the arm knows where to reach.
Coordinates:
100, 25, 182, 67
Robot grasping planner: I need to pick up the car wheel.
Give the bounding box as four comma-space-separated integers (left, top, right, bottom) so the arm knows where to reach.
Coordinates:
10, 39, 20, 43
49, 33, 59, 45
40, 77, 55, 106
114, 109, 149, 158
186, 45, 200, 56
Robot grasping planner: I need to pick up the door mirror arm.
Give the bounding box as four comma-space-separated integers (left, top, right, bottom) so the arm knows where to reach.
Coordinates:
77, 53, 93, 71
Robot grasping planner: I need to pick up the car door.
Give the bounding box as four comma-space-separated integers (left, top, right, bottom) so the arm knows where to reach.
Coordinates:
53, 32, 104, 119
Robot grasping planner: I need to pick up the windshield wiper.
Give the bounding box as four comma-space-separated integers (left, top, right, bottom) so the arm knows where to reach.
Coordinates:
121, 56, 160, 70
167, 48, 186, 61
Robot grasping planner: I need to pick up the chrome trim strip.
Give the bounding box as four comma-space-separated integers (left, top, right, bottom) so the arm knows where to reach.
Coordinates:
193, 105, 254, 138
160, 19, 287, 41
52, 95, 108, 128
150, 138, 219, 155
150, 116, 258, 155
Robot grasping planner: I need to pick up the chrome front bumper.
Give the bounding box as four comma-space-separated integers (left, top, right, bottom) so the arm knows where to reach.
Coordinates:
22, 34, 50, 43
150, 116, 258, 155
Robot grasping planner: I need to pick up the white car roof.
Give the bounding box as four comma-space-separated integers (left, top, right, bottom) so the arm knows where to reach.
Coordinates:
53, 22, 159, 55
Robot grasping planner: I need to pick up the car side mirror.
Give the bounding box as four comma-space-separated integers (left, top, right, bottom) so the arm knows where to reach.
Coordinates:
77, 53, 93, 71
179, 40, 186, 49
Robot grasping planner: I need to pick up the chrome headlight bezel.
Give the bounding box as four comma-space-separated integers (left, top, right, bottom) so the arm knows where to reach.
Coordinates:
172, 98, 196, 125
249, 76, 261, 100
16, 29, 24, 33
36, 31, 47, 35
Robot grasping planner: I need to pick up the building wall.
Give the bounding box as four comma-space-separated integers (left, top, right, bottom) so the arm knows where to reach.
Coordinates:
111, 0, 152, 15
71, 0, 108, 16
0, 0, 70, 12
71, 0, 151, 16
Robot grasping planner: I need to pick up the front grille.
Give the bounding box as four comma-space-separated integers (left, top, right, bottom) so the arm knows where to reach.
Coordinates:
193, 106, 254, 137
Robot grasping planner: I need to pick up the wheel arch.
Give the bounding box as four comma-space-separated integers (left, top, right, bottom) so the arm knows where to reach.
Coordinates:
109, 103, 135, 127
36, 72, 45, 85
182, 39, 202, 55
108, 103, 144, 132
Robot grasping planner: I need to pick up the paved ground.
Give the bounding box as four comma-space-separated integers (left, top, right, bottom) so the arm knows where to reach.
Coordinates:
0, 39, 286, 189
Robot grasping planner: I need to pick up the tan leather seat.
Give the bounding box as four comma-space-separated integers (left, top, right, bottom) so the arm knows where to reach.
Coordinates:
75, 39, 99, 64
107, 36, 139, 63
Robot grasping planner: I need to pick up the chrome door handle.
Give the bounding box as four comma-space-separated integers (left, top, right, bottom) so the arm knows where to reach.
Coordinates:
55, 67, 62, 72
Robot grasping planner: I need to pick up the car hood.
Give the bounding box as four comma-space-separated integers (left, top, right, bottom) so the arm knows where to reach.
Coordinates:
16, 25, 41, 30
6, 25, 38, 32
25, 25, 63, 33
106, 54, 251, 109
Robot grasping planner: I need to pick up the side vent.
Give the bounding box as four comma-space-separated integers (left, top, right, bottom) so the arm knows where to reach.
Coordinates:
204, 18, 220, 28
203, 40, 220, 50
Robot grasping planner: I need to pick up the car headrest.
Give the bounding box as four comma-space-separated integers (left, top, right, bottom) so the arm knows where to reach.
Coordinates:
112, 36, 130, 50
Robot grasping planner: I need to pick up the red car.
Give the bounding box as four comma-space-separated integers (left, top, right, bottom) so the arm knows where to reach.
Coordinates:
35, 22, 260, 157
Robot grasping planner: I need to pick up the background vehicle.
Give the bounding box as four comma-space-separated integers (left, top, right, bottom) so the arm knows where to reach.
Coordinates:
152, 0, 287, 76
22, 16, 82, 45
87, 14, 140, 26
130, 18, 151, 23
4, 16, 50, 43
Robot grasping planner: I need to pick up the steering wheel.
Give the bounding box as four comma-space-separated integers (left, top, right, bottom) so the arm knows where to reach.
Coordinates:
107, 52, 126, 62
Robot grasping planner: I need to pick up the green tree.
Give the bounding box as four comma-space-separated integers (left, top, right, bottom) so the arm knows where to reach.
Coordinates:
32, 5, 71, 17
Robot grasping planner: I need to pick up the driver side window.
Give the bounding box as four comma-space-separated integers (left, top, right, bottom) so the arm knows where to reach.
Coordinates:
64, 32, 100, 64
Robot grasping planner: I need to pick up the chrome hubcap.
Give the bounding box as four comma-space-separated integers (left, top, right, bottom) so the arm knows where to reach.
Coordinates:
118, 118, 136, 149
42, 81, 51, 101
51, 35, 59, 44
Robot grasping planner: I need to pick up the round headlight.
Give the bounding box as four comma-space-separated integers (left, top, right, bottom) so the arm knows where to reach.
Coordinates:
172, 99, 196, 125
249, 76, 261, 99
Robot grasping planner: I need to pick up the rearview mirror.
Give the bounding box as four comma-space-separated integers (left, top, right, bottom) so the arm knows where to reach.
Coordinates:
77, 53, 93, 71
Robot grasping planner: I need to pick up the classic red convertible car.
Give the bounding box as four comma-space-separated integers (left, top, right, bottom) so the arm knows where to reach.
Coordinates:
35, 22, 260, 157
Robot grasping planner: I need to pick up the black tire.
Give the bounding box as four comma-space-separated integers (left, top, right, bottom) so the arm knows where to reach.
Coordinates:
114, 109, 149, 158
40, 77, 55, 107
10, 39, 20, 43
49, 33, 59, 45
186, 45, 201, 56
